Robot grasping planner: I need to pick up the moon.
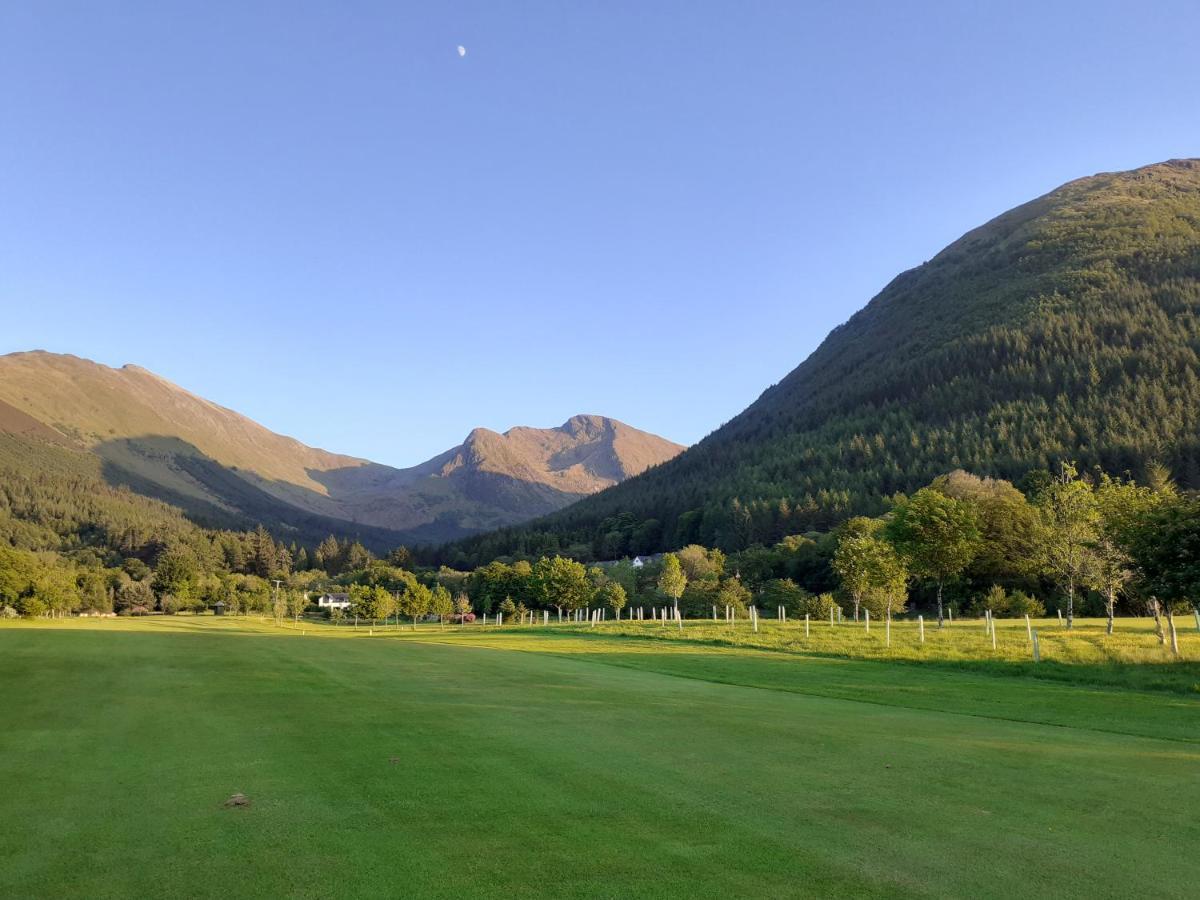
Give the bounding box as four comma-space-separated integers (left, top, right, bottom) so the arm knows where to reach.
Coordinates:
457, 45, 467, 58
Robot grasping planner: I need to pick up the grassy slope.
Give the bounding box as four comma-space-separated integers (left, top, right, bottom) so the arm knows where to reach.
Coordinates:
1, 618, 1197, 898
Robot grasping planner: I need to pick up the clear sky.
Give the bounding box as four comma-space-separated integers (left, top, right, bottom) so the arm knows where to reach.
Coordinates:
2, 1, 1198, 467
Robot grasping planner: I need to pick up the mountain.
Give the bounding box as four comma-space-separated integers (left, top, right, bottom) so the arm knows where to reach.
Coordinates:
443, 158, 1200, 564
0, 352, 684, 547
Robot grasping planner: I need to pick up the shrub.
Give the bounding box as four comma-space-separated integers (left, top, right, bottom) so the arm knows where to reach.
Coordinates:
969, 585, 1008, 617
15, 594, 46, 618
802, 592, 840, 619
758, 579, 805, 617
970, 585, 1046, 618
1006, 590, 1046, 617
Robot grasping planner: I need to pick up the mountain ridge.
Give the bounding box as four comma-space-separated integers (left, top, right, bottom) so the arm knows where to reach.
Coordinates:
0, 351, 684, 545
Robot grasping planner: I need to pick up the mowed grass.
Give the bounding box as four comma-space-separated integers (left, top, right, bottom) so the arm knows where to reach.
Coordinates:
1, 618, 1198, 899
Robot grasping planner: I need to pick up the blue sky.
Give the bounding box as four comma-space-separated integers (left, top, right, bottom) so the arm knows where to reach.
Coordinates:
2, 1, 1198, 466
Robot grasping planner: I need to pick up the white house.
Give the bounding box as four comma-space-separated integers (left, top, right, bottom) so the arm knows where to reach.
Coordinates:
631, 556, 645, 568
316, 592, 351, 610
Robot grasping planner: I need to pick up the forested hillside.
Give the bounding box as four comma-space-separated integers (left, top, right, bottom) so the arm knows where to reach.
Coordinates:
442, 159, 1200, 565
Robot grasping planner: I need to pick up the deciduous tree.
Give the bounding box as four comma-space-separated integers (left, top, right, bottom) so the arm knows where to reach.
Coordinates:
1036, 464, 1100, 629
532, 555, 591, 618
886, 488, 980, 627
657, 553, 687, 609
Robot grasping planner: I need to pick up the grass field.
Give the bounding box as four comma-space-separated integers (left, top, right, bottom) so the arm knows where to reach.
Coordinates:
556, 614, 1200, 695
2, 616, 1198, 898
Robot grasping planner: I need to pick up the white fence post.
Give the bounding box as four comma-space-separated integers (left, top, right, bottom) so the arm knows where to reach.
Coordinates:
919, 614, 924, 643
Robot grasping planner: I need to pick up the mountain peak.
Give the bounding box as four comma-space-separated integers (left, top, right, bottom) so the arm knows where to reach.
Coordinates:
0, 350, 685, 545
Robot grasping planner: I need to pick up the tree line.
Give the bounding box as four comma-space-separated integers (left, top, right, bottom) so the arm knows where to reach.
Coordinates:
3, 417, 1199, 661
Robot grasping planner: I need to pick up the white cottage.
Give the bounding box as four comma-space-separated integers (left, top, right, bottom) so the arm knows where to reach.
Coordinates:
316, 592, 351, 611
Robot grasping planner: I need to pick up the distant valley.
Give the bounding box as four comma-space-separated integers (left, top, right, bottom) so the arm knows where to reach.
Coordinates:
0, 351, 684, 546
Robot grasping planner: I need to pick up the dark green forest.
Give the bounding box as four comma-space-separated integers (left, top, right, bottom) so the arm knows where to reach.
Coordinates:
437, 159, 1200, 567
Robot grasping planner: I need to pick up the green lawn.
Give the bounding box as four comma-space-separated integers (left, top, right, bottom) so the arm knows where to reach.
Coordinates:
1, 617, 1198, 898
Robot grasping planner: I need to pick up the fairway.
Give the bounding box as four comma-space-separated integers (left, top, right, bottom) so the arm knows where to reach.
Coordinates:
2, 619, 1198, 898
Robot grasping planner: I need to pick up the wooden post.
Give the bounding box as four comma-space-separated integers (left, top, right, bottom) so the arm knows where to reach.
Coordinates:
713, 605, 717, 622
948, 607, 953, 626
919, 614, 924, 643
1057, 609, 1063, 625
1025, 614, 1032, 642
991, 621, 997, 651
886, 614, 891, 647
1032, 629, 1040, 662
753, 607, 759, 633
805, 614, 810, 637
1193, 608, 1200, 633
830, 606, 834, 627
865, 609, 870, 634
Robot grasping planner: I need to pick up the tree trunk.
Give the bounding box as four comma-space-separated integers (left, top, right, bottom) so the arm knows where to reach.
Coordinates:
853, 594, 861, 622
1106, 588, 1115, 636
1165, 605, 1180, 658
1066, 582, 1074, 630
1150, 598, 1165, 645
936, 581, 944, 629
